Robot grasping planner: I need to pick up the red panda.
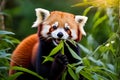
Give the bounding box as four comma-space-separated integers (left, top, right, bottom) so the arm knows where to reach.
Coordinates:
9, 8, 88, 80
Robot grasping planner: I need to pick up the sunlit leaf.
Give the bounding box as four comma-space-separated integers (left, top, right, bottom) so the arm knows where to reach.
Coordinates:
72, 2, 94, 7
83, 6, 94, 16
82, 57, 90, 66
93, 9, 102, 22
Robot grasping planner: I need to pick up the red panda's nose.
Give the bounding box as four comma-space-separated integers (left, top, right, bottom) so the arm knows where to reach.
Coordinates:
57, 32, 63, 38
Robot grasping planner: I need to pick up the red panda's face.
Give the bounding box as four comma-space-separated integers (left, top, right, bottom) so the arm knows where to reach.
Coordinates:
41, 21, 78, 44
32, 8, 88, 45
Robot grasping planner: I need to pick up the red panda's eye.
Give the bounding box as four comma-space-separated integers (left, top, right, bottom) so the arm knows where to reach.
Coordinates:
52, 25, 57, 29
52, 22, 58, 30
64, 27, 69, 31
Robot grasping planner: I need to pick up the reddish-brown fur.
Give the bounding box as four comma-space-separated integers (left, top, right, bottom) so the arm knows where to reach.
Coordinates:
46, 11, 78, 30
44, 11, 82, 41
9, 34, 38, 74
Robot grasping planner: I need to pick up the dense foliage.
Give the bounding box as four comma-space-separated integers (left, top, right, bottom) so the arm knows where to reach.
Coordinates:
0, 0, 119, 80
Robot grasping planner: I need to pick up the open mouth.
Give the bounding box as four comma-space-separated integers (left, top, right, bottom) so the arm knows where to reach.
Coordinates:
52, 38, 62, 45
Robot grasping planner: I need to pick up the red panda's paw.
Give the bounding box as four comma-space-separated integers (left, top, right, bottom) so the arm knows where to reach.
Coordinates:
55, 53, 68, 66
49, 54, 68, 80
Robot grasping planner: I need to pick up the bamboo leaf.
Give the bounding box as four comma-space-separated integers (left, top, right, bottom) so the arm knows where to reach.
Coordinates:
43, 40, 64, 63
8, 72, 23, 80
78, 44, 92, 54
83, 6, 94, 16
76, 66, 85, 73
93, 15, 107, 30
42, 56, 54, 63
68, 67, 79, 80
62, 70, 67, 80
80, 70, 93, 80
0, 31, 15, 35
49, 40, 63, 56
82, 57, 90, 67
93, 9, 101, 22
65, 42, 81, 60
12, 66, 45, 80
72, 2, 94, 7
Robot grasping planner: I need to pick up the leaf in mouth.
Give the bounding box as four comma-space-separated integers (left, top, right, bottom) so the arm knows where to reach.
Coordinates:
43, 40, 64, 63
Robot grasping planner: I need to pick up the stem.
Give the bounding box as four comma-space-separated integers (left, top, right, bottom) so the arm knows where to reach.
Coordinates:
0, 0, 6, 30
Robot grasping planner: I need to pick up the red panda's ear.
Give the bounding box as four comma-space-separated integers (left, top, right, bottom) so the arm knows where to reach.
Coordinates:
75, 15, 88, 36
32, 8, 50, 27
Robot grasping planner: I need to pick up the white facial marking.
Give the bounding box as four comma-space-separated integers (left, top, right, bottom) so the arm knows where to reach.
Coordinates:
65, 23, 70, 28
52, 21, 59, 27
71, 30, 77, 40
51, 28, 69, 39
64, 23, 70, 30
41, 24, 51, 37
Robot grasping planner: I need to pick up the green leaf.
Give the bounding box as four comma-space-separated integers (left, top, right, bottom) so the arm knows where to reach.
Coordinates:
76, 66, 85, 73
94, 73, 109, 80
62, 70, 67, 80
93, 15, 107, 30
106, 64, 115, 71
83, 6, 94, 16
80, 70, 93, 80
0, 31, 15, 35
65, 42, 81, 60
8, 72, 23, 80
72, 2, 94, 7
42, 56, 54, 63
12, 66, 45, 80
72, 61, 83, 67
82, 57, 90, 67
78, 44, 92, 54
103, 68, 117, 79
93, 9, 101, 22
88, 56, 104, 66
49, 40, 63, 56
43, 40, 64, 63
67, 40, 77, 47
2, 39, 14, 46
61, 41, 64, 55
0, 50, 11, 58
68, 67, 79, 80
5, 36, 20, 44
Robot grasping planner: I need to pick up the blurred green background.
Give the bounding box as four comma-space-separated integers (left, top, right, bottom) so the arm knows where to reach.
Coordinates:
0, 0, 119, 80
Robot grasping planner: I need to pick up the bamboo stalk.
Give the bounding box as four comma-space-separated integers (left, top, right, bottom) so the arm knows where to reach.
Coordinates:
0, 0, 6, 30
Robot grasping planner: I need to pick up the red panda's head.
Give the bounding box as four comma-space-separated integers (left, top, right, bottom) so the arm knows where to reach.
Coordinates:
32, 8, 88, 45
